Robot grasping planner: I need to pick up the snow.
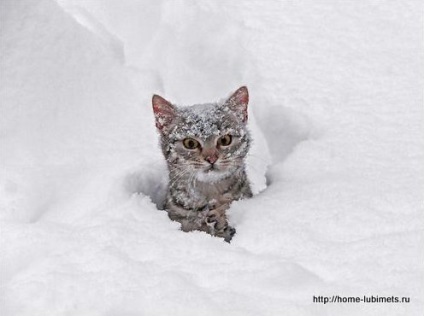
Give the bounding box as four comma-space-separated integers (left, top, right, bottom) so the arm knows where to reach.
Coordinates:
0, 0, 423, 315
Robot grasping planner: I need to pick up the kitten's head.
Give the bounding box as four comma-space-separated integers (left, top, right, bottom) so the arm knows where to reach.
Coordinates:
152, 86, 250, 182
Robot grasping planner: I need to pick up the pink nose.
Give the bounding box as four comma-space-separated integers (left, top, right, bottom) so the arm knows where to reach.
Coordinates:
205, 155, 218, 164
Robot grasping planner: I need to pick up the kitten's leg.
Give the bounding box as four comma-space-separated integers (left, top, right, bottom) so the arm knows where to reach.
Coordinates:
166, 200, 205, 232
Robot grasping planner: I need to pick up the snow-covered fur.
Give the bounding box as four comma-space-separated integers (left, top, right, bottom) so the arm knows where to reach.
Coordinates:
152, 87, 253, 242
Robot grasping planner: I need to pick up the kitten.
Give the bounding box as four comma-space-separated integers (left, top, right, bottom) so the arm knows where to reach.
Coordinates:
152, 86, 252, 242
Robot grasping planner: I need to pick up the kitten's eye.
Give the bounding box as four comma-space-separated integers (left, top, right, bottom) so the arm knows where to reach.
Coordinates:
218, 135, 232, 147
183, 138, 200, 150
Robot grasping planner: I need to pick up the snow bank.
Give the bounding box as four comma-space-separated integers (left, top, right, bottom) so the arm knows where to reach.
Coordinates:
1, 0, 423, 315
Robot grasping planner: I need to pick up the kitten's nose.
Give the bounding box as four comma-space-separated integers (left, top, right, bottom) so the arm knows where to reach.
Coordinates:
205, 154, 218, 164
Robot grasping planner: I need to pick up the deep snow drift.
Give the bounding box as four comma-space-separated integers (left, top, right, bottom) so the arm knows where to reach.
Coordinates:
0, 0, 423, 315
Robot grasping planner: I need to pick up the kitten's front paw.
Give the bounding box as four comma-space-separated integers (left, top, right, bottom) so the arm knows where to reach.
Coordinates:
206, 209, 226, 232
222, 226, 236, 243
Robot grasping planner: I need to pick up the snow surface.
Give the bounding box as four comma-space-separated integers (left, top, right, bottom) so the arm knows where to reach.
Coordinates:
1, 0, 423, 315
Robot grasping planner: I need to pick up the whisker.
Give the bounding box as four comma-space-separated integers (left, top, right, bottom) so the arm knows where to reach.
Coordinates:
169, 168, 191, 187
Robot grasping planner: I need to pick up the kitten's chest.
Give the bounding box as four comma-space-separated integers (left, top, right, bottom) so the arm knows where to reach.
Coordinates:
195, 179, 232, 201
183, 179, 235, 212
168, 170, 248, 211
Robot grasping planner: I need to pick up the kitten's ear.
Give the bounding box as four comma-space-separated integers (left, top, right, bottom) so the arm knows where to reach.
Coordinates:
152, 94, 176, 132
226, 86, 249, 123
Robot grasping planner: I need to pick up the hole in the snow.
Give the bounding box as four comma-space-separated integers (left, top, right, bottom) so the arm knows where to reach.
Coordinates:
125, 102, 313, 218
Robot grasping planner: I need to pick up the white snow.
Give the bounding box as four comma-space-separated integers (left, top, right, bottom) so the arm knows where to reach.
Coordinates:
1, 0, 423, 315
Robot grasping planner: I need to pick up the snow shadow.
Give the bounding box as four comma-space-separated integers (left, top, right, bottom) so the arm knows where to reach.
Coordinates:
253, 104, 312, 185
124, 164, 168, 209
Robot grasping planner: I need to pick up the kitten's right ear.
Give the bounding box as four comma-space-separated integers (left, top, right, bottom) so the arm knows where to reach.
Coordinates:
152, 94, 176, 132
226, 86, 249, 123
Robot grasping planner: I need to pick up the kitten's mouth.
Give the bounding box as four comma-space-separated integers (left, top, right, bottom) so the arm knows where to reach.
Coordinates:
204, 163, 224, 173
197, 167, 228, 182
205, 164, 216, 172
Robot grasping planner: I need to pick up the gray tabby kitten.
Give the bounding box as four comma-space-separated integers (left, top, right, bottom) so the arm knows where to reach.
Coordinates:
152, 86, 252, 242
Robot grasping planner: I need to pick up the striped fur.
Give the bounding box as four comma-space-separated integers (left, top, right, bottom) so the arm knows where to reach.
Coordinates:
152, 87, 252, 242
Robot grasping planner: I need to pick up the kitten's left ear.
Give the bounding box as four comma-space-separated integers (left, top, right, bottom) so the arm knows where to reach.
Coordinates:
226, 86, 249, 123
152, 94, 176, 132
